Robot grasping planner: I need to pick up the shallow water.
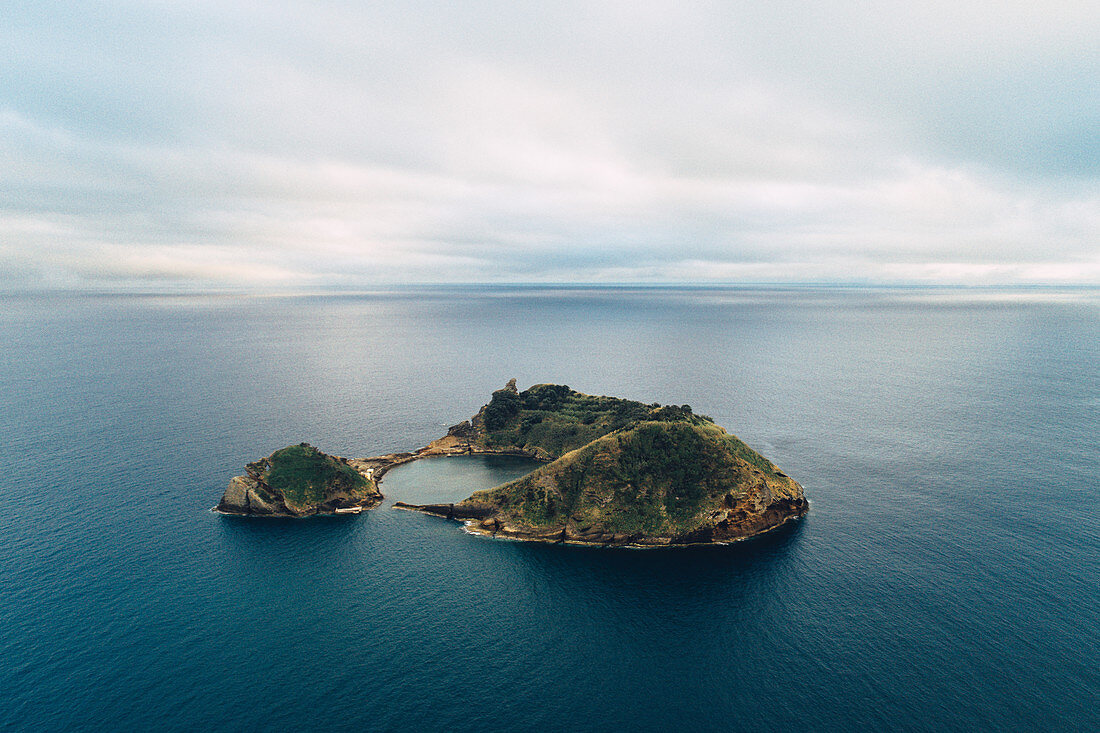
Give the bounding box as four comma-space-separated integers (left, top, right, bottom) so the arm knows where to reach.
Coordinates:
0, 287, 1097, 731
378, 454, 541, 508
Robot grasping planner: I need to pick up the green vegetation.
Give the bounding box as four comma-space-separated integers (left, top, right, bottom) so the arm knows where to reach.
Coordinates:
482, 386, 522, 430
259, 443, 367, 507
223, 381, 801, 529
476, 383, 714, 458
466, 419, 784, 535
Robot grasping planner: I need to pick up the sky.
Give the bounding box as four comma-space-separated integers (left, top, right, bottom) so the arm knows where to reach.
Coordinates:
2, 1, 1098, 290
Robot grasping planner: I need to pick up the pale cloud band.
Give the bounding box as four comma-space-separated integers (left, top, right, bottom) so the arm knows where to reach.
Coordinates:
2, 1, 1098, 289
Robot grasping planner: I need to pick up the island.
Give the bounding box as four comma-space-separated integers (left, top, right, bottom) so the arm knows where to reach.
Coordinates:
216, 380, 808, 545
216, 442, 382, 516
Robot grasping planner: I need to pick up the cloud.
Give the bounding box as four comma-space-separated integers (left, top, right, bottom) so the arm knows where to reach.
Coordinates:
1, 1, 1098, 289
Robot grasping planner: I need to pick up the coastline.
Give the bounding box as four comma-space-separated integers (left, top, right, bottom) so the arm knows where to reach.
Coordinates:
213, 385, 808, 544
393, 496, 809, 548
461, 511, 808, 548
214, 435, 547, 518
216, 435, 809, 546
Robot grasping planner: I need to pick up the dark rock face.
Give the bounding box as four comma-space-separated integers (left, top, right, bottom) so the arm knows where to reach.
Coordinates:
446, 421, 474, 438
216, 476, 292, 516
672, 497, 809, 544
393, 502, 495, 520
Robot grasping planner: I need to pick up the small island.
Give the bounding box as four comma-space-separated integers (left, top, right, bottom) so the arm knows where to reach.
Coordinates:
216, 443, 382, 516
216, 380, 808, 545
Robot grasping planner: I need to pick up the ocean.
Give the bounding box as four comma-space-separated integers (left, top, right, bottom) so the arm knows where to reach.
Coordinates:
0, 287, 1096, 731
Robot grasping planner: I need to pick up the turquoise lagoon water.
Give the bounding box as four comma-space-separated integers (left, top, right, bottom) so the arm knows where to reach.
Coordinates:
0, 287, 1097, 731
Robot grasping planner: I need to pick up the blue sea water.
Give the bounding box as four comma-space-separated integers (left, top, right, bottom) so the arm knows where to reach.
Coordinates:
0, 287, 1097, 731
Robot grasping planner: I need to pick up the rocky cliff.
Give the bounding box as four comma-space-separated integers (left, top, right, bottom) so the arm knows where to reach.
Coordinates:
216, 443, 382, 516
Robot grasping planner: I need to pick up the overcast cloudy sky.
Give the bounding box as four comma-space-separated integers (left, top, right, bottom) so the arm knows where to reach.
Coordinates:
2, 1, 1098, 289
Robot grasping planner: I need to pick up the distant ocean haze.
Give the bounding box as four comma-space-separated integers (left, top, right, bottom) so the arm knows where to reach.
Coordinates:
0, 287, 1096, 731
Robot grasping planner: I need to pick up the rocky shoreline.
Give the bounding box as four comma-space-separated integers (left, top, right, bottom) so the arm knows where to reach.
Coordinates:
394, 494, 808, 547
214, 431, 545, 517
215, 382, 809, 547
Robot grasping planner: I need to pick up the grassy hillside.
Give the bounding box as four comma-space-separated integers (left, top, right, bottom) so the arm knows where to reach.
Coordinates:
474, 382, 713, 458
463, 420, 790, 536
251, 443, 368, 507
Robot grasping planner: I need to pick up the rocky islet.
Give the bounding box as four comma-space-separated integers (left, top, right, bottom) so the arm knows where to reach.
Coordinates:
216, 381, 808, 545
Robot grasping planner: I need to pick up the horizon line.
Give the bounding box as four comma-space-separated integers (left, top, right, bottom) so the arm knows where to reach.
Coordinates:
5, 281, 1100, 298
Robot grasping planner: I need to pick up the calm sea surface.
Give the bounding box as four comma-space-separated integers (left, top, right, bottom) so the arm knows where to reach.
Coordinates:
0, 287, 1097, 731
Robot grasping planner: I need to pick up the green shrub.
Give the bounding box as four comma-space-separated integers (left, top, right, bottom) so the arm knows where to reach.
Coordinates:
264, 443, 366, 506
483, 388, 521, 430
